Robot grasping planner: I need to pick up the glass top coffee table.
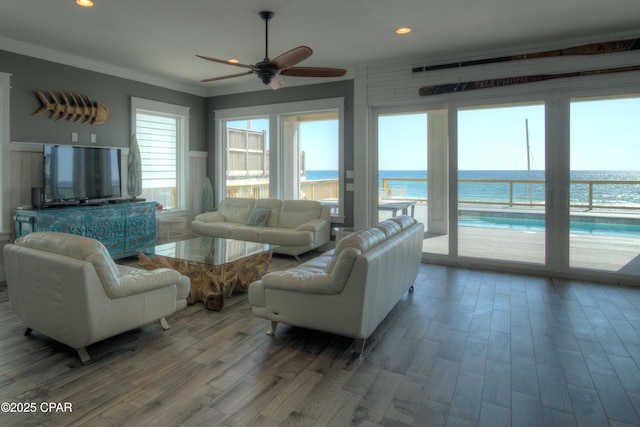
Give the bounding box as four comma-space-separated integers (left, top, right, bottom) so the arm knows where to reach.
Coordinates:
138, 236, 276, 310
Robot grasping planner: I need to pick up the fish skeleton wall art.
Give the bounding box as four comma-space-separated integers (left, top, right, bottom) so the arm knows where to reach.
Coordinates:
31, 90, 112, 125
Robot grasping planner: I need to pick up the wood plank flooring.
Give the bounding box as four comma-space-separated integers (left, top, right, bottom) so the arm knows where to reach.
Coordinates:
2, 259, 640, 426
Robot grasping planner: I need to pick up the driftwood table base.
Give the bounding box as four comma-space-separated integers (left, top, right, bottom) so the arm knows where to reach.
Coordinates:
138, 250, 272, 311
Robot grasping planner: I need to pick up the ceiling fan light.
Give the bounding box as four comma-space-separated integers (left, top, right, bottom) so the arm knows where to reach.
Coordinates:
269, 76, 284, 90
396, 27, 411, 35
228, 59, 239, 64
76, 0, 94, 7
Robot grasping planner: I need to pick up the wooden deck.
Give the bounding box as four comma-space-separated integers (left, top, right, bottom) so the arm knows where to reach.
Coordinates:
380, 202, 640, 278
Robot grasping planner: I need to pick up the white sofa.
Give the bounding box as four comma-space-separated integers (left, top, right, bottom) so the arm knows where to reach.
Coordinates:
191, 198, 331, 258
3, 232, 190, 364
248, 215, 424, 355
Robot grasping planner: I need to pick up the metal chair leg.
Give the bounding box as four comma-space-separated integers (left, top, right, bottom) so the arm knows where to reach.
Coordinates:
267, 321, 278, 335
160, 317, 170, 330
77, 347, 92, 365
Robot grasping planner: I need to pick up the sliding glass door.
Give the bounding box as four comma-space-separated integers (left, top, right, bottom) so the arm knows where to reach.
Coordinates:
457, 102, 546, 264
569, 95, 640, 275
372, 90, 639, 282
377, 110, 448, 255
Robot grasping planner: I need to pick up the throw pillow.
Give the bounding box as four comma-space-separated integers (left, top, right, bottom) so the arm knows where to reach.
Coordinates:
246, 208, 271, 226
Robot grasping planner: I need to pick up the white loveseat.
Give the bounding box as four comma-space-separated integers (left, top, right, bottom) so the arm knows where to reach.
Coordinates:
248, 215, 424, 355
191, 198, 331, 258
3, 232, 190, 364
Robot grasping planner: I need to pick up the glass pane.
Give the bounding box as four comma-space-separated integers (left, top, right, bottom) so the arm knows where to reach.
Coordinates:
282, 111, 340, 215
458, 103, 545, 264
300, 118, 339, 202
377, 113, 441, 252
224, 118, 269, 199
154, 236, 273, 266
136, 112, 177, 209
569, 96, 640, 274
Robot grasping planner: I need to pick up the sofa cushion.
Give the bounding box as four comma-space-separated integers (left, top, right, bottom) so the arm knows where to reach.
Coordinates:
374, 219, 402, 238
325, 227, 386, 274
194, 211, 224, 223
262, 267, 338, 294
253, 199, 282, 227
327, 247, 360, 292
302, 252, 334, 269
277, 200, 323, 229
246, 207, 271, 226
389, 215, 416, 230
219, 198, 256, 224
191, 220, 237, 239
342, 228, 387, 252
231, 225, 264, 242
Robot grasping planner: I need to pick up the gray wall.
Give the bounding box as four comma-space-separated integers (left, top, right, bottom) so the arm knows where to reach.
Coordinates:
1, 48, 355, 226
206, 80, 355, 226
1, 50, 207, 151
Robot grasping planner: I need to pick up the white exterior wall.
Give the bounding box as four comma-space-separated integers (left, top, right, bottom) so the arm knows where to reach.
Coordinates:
353, 30, 640, 230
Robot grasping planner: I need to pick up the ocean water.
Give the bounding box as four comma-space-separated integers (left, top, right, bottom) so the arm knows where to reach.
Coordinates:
305, 170, 640, 207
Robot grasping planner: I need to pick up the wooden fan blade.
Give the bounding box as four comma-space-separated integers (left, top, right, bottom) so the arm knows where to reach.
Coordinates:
200, 71, 253, 83
196, 55, 256, 70
280, 67, 347, 78
270, 46, 313, 70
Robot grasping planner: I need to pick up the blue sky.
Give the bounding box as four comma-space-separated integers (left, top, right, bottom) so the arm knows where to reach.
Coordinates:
228, 96, 640, 171
570, 97, 640, 170
380, 97, 640, 171
457, 105, 544, 171
378, 113, 428, 170
300, 120, 339, 170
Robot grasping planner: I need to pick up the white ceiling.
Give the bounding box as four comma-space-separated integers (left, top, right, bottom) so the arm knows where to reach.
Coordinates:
1, 0, 640, 96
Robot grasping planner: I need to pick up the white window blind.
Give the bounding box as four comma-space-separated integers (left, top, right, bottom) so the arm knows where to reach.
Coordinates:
136, 112, 177, 190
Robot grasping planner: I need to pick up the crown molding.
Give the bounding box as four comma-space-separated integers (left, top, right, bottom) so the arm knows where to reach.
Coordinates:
0, 36, 207, 97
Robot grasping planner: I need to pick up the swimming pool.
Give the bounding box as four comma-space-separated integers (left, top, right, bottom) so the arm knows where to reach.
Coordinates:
459, 215, 640, 236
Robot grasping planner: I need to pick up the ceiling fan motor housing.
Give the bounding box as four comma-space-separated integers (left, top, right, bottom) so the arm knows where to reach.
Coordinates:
256, 61, 279, 84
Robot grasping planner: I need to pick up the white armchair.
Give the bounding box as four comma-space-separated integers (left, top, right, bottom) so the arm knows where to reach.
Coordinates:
3, 232, 190, 364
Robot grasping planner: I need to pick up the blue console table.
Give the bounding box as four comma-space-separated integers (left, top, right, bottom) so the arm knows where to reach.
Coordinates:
14, 202, 156, 259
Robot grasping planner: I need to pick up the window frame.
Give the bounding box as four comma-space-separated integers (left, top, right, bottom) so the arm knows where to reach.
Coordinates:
214, 97, 345, 222
131, 97, 189, 210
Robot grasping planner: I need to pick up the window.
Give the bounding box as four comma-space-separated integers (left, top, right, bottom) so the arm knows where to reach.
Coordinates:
214, 98, 344, 220
131, 98, 189, 210
569, 95, 640, 273
283, 112, 339, 205
224, 118, 270, 198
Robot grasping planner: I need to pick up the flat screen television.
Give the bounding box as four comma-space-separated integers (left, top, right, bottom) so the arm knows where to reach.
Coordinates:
43, 144, 122, 204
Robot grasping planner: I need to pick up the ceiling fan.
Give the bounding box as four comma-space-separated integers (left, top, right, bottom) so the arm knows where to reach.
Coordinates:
197, 11, 347, 89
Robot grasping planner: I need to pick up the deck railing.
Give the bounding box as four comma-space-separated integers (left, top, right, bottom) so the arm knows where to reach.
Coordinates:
381, 177, 640, 210
222, 177, 640, 210
225, 179, 339, 201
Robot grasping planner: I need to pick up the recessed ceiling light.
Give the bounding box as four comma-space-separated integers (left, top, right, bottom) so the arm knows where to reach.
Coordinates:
396, 27, 411, 35
228, 59, 240, 64
76, 0, 94, 7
